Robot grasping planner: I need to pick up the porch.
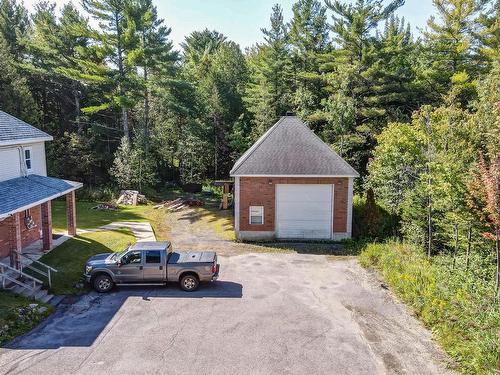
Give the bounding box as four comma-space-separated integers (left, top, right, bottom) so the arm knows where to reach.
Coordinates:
0, 175, 82, 268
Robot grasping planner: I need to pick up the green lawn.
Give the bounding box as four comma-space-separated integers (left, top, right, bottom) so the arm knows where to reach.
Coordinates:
0, 291, 53, 346
34, 229, 135, 295
51, 200, 151, 232
52, 200, 175, 242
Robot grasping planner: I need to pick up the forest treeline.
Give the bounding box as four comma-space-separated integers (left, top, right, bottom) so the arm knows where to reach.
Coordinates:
0, 0, 499, 291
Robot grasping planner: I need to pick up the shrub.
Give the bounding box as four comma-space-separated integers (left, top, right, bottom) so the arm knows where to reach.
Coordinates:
76, 186, 117, 202
352, 191, 399, 240
360, 242, 500, 374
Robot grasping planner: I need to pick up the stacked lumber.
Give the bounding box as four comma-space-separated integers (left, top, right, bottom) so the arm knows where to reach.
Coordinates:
153, 197, 204, 212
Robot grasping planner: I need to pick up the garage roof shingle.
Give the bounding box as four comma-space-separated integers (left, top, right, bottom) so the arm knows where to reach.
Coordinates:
0, 111, 52, 145
230, 116, 359, 177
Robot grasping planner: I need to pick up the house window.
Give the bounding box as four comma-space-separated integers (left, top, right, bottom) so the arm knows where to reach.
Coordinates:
249, 206, 264, 225
24, 147, 32, 171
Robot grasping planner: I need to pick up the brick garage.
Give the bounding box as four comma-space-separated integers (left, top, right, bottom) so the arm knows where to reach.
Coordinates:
230, 116, 358, 241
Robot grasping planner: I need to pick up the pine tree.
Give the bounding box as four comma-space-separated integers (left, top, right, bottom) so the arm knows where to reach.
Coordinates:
26, 2, 89, 134
81, 0, 139, 138
422, 0, 489, 98
324, 0, 405, 175
245, 4, 292, 138
288, 0, 329, 128
0, 33, 39, 123
0, 0, 29, 59
128, 0, 178, 150
182, 30, 248, 179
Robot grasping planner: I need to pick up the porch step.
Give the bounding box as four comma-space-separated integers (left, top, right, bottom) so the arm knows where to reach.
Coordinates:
11, 283, 53, 303
40, 293, 54, 304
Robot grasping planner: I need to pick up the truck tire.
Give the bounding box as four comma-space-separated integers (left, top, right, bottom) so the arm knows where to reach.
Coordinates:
93, 274, 114, 293
180, 274, 199, 292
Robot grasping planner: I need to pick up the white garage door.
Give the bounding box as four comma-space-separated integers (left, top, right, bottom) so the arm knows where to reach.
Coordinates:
276, 184, 333, 239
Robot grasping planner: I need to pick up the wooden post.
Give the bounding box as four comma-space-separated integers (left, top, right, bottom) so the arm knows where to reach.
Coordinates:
222, 183, 229, 210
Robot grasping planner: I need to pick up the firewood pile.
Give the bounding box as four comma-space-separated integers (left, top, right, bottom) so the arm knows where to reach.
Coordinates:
153, 197, 204, 212
116, 190, 146, 205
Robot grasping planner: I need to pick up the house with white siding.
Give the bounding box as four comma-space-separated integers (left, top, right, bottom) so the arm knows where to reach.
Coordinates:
0, 110, 82, 265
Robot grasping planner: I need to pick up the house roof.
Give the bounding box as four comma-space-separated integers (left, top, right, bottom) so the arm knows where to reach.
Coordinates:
230, 116, 359, 177
0, 175, 82, 219
0, 111, 52, 146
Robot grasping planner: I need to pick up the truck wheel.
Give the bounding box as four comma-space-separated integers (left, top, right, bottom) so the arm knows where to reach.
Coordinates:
180, 274, 199, 292
93, 274, 114, 293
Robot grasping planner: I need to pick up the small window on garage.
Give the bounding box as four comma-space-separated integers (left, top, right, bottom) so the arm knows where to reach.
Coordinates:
249, 206, 264, 225
145, 250, 161, 263
24, 147, 32, 171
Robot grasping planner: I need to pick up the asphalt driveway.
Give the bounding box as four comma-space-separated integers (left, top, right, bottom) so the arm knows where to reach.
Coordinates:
0, 252, 452, 375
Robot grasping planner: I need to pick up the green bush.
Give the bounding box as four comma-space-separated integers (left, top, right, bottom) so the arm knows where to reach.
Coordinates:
76, 186, 118, 202
352, 191, 399, 240
360, 242, 500, 374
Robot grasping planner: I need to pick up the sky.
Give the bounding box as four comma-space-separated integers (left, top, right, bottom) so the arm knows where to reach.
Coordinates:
22, 0, 436, 50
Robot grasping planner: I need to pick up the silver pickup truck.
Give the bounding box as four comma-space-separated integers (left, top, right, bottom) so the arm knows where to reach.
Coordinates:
83, 241, 219, 292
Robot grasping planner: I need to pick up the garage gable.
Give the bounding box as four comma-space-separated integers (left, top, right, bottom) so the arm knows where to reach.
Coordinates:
230, 116, 358, 177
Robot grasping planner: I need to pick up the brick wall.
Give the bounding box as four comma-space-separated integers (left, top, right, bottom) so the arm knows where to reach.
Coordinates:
0, 205, 42, 258
0, 217, 12, 258
21, 205, 41, 247
239, 177, 348, 233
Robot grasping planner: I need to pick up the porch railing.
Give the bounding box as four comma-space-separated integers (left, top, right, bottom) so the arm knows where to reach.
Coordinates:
12, 252, 58, 288
0, 261, 43, 291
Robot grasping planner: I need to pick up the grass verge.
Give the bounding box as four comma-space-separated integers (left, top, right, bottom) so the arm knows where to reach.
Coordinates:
33, 229, 136, 295
360, 242, 500, 374
0, 291, 53, 346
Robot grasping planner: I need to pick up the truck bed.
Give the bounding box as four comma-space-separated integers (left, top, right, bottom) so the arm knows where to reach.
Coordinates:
168, 251, 216, 264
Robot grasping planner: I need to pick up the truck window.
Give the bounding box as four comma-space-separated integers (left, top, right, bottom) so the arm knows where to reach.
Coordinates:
145, 250, 161, 264
122, 251, 142, 265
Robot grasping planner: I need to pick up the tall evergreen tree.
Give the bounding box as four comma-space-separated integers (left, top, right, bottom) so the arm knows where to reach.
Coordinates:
81, 0, 139, 138
0, 0, 29, 59
128, 0, 178, 149
324, 0, 405, 175
422, 0, 489, 100
26, 2, 89, 134
182, 30, 248, 179
288, 0, 330, 128
245, 4, 292, 138
0, 33, 38, 123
